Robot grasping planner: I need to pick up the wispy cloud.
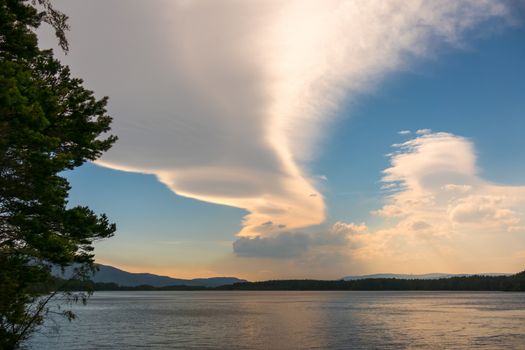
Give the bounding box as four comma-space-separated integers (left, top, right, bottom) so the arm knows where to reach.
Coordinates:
415, 128, 433, 135
64, 0, 515, 236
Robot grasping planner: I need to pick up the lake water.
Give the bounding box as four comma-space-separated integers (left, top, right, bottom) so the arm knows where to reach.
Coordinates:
28, 291, 525, 349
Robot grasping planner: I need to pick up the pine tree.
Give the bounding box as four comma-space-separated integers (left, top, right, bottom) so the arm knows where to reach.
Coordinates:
0, 1, 117, 347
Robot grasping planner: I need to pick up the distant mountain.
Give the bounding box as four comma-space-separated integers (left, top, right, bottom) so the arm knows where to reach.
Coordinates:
343, 273, 509, 280
54, 264, 247, 287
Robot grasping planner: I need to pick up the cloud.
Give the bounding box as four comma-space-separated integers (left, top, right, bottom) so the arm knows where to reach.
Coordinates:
233, 222, 367, 258
233, 233, 311, 258
416, 128, 433, 135
377, 132, 525, 231
344, 131, 525, 272
398, 130, 412, 135
44, 0, 517, 237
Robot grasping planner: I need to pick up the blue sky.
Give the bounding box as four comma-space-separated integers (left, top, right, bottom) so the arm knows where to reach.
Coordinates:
45, 1, 525, 279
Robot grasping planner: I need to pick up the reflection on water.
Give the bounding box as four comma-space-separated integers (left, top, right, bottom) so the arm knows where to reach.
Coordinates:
28, 291, 525, 349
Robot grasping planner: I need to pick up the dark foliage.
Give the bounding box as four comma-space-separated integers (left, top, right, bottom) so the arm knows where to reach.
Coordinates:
1, 0, 116, 348
216, 271, 525, 291
48, 278, 209, 292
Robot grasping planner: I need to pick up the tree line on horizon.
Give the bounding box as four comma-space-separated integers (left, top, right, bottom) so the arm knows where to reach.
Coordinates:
48, 270, 525, 292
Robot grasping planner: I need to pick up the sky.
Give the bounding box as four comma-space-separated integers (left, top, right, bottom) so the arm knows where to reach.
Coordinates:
39, 0, 525, 280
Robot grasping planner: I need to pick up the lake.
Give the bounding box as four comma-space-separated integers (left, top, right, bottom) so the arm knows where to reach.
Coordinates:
28, 291, 525, 349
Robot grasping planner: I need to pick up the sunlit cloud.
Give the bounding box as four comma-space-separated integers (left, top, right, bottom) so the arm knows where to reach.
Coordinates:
68, 0, 515, 236
342, 132, 525, 273
374, 132, 525, 232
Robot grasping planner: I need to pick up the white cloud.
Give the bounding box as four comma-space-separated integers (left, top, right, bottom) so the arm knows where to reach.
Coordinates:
345, 131, 525, 273
380, 183, 398, 190
398, 130, 411, 135
416, 128, 433, 135
43, 0, 516, 237
377, 132, 525, 232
